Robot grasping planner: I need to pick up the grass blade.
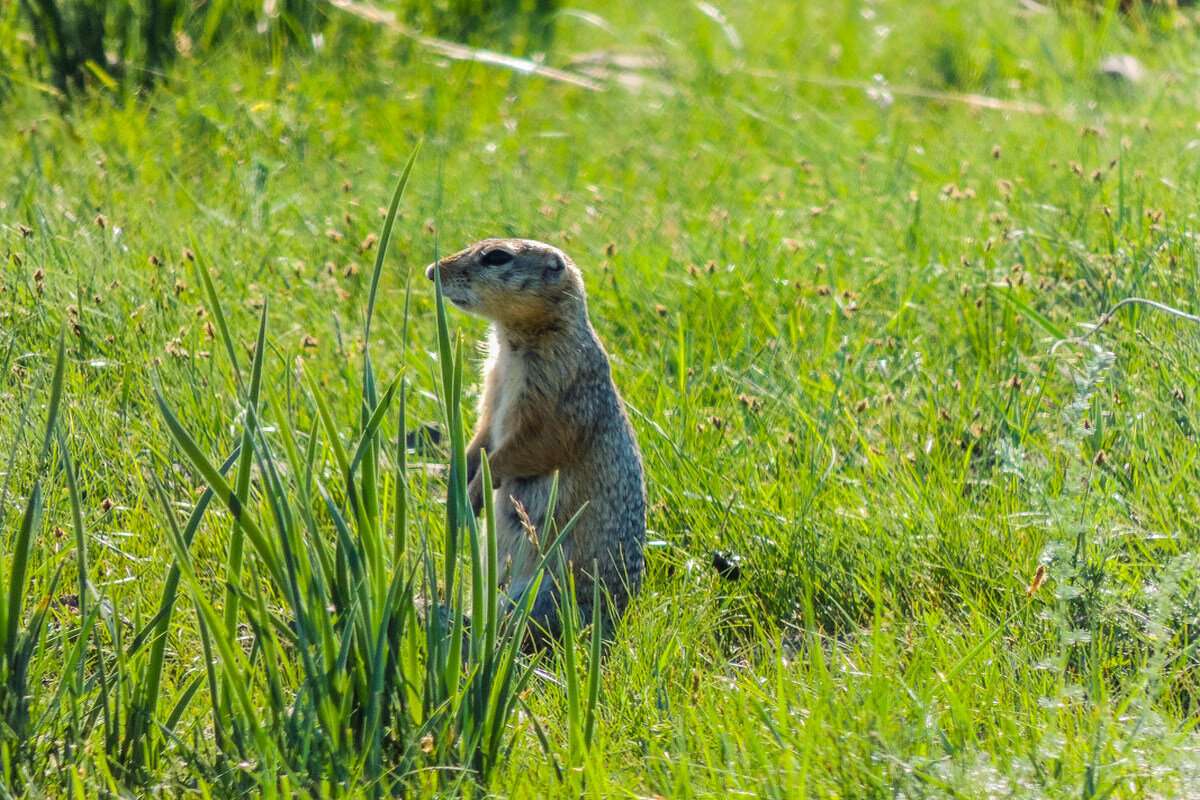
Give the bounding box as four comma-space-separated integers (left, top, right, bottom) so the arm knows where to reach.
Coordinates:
3, 481, 43, 660
583, 574, 602, 750
37, 333, 66, 467
222, 301, 269, 645
189, 234, 244, 392
56, 426, 88, 629
153, 386, 285, 588
393, 383, 408, 564
364, 141, 421, 343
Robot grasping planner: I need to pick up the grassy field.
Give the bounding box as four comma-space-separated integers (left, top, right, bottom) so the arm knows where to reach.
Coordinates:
4, 0, 1200, 796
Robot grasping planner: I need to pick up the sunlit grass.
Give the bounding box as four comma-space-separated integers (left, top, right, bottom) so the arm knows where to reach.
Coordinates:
4, 0, 1200, 796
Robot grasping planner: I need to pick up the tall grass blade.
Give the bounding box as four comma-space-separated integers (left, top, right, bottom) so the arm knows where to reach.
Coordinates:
55, 426, 88, 628
153, 387, 285, 588
393, 384, 408, 564
364, 141, 421, 343
223, 302, 269, 645
359, 142, 419, 566
482, 454, 498, 660
189, 235, 244, 391
560, 570, 582, 766
3, 482, 42, 660
158, 490, 274, 761
193, 613, 227, 755
583, 574, 602, 750
0, 382, 36, 534
37, 333, 66, 466
1, 334, 63, 659
124, 451, 240, 771
347, 370, 404, 483
163, 672, 206, 737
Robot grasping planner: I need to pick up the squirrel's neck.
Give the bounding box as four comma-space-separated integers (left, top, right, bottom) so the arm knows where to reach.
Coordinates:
493, 311, 594, 356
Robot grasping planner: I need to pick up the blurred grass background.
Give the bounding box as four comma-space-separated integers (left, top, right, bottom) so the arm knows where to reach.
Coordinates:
4, 0, 1200, 796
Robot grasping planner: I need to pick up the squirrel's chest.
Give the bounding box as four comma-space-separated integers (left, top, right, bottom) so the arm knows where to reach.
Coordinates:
487, 355, 527, 446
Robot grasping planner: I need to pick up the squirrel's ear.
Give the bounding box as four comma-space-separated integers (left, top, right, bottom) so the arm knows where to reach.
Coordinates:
546, 254, 565, 274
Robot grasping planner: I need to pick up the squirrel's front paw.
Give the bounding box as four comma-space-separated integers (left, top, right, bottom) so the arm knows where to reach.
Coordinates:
468, 473, 485, 516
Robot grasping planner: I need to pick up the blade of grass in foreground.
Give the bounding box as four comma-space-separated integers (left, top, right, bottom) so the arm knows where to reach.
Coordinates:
122, 448, 242, 772
1, 336, 68, 785
3, 335, 65, 659
157, 486, 275, 763
365, 140, 421, 343
0, 382, 35, 534
36, 333, 66, 468
221, 302, 268, 659
361, 142, 420, 582
584, 574, 603, 750
153, 386, 285, 589
56, 426, 88, 634
2, 481, 43, 672
561, 571, 583, 767
189, 236, 244, 392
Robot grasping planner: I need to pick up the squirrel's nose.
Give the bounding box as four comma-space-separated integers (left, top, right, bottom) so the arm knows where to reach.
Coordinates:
424, 263, 437, 281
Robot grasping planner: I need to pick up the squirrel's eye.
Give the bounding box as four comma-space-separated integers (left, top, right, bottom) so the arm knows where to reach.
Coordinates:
481, 249, 513, 266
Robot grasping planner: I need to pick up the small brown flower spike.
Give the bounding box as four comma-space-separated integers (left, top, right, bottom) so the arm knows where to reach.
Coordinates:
1026, 564, 1046, 598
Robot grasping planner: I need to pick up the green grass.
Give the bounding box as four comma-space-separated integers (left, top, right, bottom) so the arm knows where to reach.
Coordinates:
4, 0, 1200, 795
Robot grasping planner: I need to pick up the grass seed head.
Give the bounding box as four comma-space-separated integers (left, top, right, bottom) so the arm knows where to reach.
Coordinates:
738, 393, 762, 413
1026, 564, 1047, 597
510, 497, 540, 551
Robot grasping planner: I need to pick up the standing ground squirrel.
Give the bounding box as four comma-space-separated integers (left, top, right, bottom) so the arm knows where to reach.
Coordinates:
425, 238, 646, 640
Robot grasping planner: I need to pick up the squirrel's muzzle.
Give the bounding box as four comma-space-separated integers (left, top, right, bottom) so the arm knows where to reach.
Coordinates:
424, 262, 437, 281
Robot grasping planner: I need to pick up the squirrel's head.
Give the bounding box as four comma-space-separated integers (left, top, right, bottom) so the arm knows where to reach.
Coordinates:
425, 238, 586, 330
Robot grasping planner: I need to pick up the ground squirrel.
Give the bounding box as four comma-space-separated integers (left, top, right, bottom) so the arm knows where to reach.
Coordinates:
425, 238, 646, 640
